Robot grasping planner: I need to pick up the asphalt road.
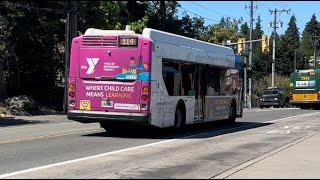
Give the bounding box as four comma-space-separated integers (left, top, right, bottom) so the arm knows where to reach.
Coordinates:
0, 108, 319, 178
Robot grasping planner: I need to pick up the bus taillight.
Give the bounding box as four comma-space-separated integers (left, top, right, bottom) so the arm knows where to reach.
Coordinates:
68, 91, 75, 98
141, 94, 149, 101
318, 89, 320, 99
68, 83, 76, 98
142, 86, 149, 93
289, 90, 293, 100
69, 84, 75, 91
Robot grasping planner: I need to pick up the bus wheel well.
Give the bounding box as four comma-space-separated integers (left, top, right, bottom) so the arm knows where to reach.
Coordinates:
176, 100, 186, 126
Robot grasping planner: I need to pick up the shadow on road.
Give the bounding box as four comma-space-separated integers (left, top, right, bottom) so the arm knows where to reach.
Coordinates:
0, 117, 47, 127
83, 120, 273, 140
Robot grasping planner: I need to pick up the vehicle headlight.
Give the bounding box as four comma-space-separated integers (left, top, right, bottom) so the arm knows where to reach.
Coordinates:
274, 98, 278, 101
260, 98, 263, 101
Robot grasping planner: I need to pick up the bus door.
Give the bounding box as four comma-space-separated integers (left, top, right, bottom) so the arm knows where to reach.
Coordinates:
194, 64, 206, 123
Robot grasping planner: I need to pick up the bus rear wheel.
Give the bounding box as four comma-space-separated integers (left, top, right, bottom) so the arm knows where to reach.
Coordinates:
99, 122, 129, 135
300, 105, 309, 109
228, 102, 236, 123
174, 108, 183, 129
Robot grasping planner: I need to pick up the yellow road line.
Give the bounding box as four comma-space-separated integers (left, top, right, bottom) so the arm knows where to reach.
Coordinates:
0, 122, 78, 131
0, 129, 103, 145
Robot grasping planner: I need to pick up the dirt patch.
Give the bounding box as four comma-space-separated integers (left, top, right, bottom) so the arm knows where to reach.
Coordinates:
0, 95, 62, 116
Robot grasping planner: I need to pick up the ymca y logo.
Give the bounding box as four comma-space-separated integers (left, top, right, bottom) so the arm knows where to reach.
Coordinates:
86, 58, 99, 74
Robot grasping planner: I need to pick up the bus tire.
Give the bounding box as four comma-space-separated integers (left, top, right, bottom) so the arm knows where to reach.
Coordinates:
99, 122, 124, 135
228, 101, 236, 123
174, 101, 185, 129
300, 105, 308, 109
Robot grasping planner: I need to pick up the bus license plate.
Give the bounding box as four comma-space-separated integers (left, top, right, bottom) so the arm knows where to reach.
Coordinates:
293, 94, 318, 101
101, 99, 113, 107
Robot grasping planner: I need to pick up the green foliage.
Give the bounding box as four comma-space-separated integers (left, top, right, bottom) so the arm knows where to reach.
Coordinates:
0, 1, 319, 109
253, 74, 290, 98
275, 15, 301, 76
300, 14, 320, 65
130, 16, 149, 33
205, 17, 241, 44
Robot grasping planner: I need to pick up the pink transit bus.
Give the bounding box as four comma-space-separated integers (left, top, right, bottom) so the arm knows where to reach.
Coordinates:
67, 26, 244, 132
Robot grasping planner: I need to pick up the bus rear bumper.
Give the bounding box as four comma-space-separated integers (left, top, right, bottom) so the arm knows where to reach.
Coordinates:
289, 100, 320, 105
67, 110, 150, 124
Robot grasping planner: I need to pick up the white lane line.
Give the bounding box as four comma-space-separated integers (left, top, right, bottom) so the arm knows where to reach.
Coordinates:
0, 122, 78, 131
245, 108, 300, 112
266, 112, 320, 123
0, 112, 319, 178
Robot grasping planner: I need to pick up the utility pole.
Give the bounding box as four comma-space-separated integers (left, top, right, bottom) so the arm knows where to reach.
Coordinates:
269, 8, 290, 88
63, 1, 77, 113
247, 1, 256, 109
244, 52, 247, 108
63, 11, 70, 113
70, 1, 77, 39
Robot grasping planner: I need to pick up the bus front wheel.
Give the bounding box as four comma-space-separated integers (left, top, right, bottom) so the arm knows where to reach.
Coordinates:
174, 108, 183, 129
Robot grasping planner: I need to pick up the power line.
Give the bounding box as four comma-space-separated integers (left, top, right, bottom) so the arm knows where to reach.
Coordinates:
191, 2, 240, 20
256, 1, 271, 9
278, 1, 290, 9
179, 6, 220, 23
271, 1, 306, 28
255, 1, 273, 33
277, 1, 307, 27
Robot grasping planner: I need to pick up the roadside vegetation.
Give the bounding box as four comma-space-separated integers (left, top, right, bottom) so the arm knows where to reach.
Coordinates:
0, 1, 319, 115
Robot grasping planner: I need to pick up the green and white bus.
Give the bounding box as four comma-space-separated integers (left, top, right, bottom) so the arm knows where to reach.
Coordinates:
289, 69, 320, 109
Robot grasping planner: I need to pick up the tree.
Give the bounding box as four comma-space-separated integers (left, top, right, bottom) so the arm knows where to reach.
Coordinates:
277, 15, 300, 75
205, 17, 240, 44
240, 22, 249, 40
145, 1, 182, 33
252, 15, 271, 79
0, 10, 9, 101
300, 14, 320, 67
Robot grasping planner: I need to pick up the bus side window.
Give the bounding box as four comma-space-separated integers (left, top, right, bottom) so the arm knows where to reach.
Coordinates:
162, 59, 180, 96
220, 69, 229, 95
181, 63, 195, 96
207, 66, 221, 96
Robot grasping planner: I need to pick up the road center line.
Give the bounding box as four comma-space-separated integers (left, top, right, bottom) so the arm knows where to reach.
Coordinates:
0, 112, 319, 178
0, 129, 102, 145
0, 122, 78, 131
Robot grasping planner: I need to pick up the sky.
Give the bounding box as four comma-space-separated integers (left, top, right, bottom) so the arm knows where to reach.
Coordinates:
177, 1, 320, 36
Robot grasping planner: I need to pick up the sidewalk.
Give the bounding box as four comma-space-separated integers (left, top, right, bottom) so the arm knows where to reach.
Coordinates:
226, 132, 320, 179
